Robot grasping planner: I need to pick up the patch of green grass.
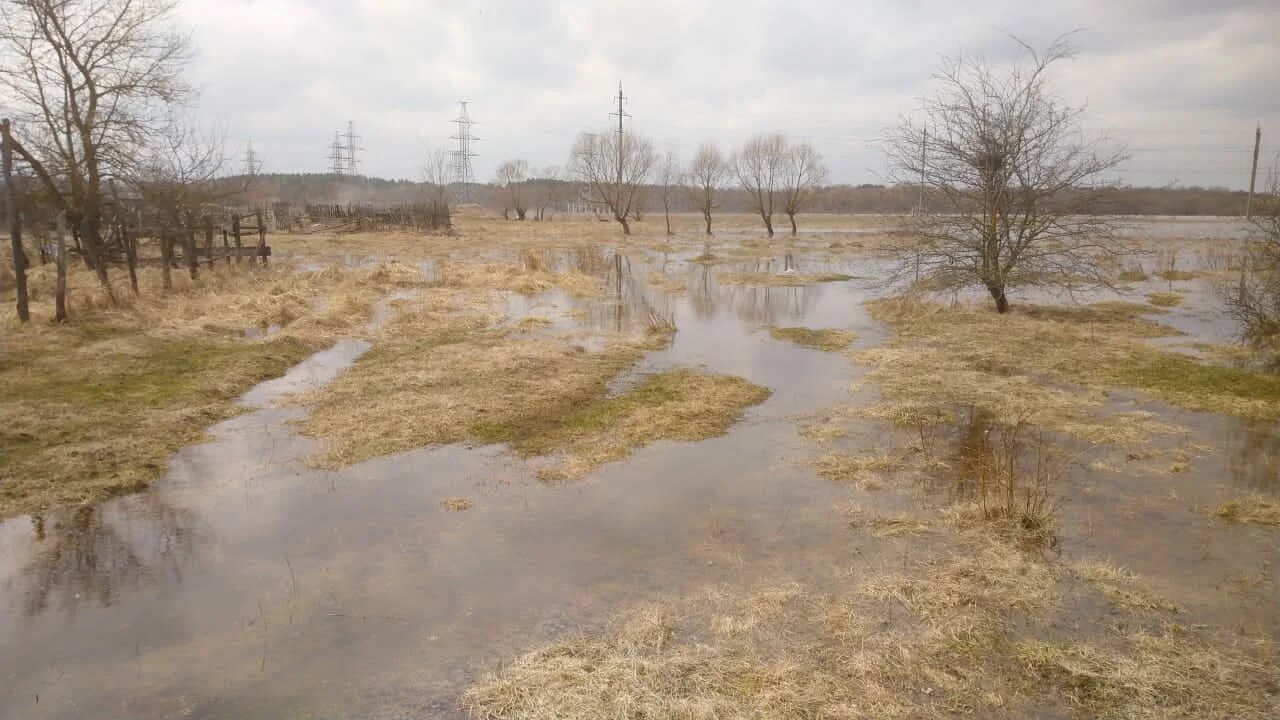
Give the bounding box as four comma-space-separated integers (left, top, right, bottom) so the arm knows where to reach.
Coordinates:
1117, 268, 1148, 282
511, 369, 771, 481
1099, 350, 1280, 418
767, 326, 857, 351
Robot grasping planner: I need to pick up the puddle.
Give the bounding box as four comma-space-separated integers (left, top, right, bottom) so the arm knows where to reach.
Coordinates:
1, 231, 1274, 719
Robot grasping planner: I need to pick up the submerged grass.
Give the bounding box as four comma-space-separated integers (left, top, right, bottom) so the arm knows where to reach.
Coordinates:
767, 326, 857, 351
717, 271, 854, 287
1212, 495, 1280, 526
1146, 292, 1184, 307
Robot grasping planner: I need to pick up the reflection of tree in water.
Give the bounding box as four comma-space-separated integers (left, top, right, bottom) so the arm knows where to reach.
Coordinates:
728, 285, 819, 325
691, 264, 718, 320
586, 253, 674, 333
1226, 419, 1280, 494
13, 493, 202, 617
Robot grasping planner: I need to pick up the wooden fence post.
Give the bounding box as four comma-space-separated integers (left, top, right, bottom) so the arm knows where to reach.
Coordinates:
184, 212, 198, 280
255, 210, 267, 265
232, 214, 242, 264
203, 215, 214, 268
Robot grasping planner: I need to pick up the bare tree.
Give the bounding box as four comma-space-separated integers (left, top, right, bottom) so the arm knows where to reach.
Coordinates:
687, 143, 727, 236
780, 143, 828, 235
0, 0, 190, 300
1, 119, 30, 321
734, 133, 788, 237
495, 159, 530, 220
656, 149, 681, 236
129, 117, 225, 290
1227, 156, 1280, 362
422, 148, 453, 230
569, 130, 655, 235
885, 36, 1126, 313
534, 165, 563, 221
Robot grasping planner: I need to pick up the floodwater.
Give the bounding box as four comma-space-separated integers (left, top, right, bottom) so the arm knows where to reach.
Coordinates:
2, 229, 1276, 719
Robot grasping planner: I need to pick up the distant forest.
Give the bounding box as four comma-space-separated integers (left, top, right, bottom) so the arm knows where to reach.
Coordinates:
223, 173, 1255, 217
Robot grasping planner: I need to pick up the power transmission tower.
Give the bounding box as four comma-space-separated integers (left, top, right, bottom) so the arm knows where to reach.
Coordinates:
609, 82, 630, 188
450, 101, 479, 202
328, 131, 346, 176
1246, 124, 1262, 219
243, 142, 262, 177
343, 120, 363, 176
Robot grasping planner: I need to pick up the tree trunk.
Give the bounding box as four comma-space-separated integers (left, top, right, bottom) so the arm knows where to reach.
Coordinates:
54, 231, 67, 322
160, 232, 173, 291
618, 215, 631, 235
762, 213, 774, 238
122, 225, 139, 296
788, 212, 797, 236
516, 207, 526, 220
989, 285, 1010, 313
703, 209, 712, 235
2, 120, 30, 322
664, 200, 672, 236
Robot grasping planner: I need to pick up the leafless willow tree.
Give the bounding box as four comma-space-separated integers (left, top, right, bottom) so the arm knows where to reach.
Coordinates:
534, 165, 563, 220
129, 118, 225, 291
780, 143, 828, 235
687, 143, 727, 236
0, 0, 190, 309
569, 130, 655, 235
422, 148, 453, 229
496, 158, 529, 220
1228, 156, 1280, 362
656, 149, 681, 236
734, 133, 788, 237
885, 36, 1126, 313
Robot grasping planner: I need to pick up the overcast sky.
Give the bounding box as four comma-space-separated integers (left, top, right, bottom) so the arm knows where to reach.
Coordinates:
179, 0, 1279, 189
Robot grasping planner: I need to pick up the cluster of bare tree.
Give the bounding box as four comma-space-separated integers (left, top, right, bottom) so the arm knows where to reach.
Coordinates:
564, 129, 827, 238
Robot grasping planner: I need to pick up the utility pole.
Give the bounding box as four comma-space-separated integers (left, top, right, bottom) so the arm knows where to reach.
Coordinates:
450, 101, 479, 203
609, 82, 629, 190
343, 121, 362, 176
328, 131, 346, 176
1246, 124, 1261, 219
919, 127, 927, 214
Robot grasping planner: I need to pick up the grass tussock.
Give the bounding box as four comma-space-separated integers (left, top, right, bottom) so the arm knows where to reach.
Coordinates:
812, 451, 899, 489
1071, 561, 1179, 613
515, 370, 771, 481
860, 298, 1280, 427
767, 326, 857, 351
717, 271, 853, 287
442, 497, 472, 511
1146, 292, 1184, 307
1212, 495, 1280, 526
0, 261, 411, 518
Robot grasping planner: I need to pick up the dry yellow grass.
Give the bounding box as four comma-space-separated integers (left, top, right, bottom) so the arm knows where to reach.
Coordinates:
859, 298, 1280, 432
767, 326, 857, 351
0, 261, 411, 518
1071, 561, 1179, 613
1146, 292, 1184, 307
812, 451, 898, 489
1212, 495, 1280, 526
442, 497, 472, 511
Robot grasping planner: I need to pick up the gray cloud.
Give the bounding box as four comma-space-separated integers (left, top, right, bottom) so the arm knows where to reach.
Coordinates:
179, 0, 1280, 188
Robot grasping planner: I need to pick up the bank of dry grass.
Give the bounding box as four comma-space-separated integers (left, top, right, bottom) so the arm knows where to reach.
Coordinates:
0, 261, 411, 518
717, 271, 854, 287
858, 298, 1280, 436
768, 326, 857, 351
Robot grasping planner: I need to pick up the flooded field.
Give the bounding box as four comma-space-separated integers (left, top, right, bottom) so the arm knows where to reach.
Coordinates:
1, 214, 1276, 719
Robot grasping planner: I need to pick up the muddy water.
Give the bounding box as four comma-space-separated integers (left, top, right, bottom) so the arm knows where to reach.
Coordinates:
0, 249, 894, 719
2, 238, 1276, 719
